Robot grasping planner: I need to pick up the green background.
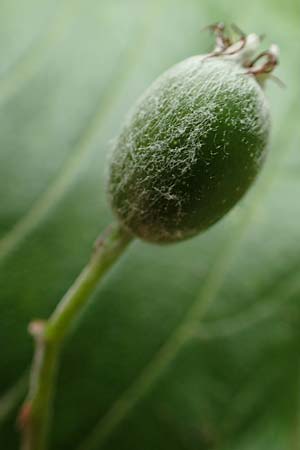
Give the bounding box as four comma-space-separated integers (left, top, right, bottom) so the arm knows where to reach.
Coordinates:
0, 0, 299, 449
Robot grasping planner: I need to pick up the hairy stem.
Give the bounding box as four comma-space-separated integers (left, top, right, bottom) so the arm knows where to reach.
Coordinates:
19, 223, 132, 450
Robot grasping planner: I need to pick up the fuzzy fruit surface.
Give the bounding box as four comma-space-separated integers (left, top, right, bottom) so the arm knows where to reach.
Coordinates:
108, 56, 270, 243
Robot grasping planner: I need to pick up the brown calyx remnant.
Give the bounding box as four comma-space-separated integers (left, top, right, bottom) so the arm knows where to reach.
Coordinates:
205, 22, 280, 82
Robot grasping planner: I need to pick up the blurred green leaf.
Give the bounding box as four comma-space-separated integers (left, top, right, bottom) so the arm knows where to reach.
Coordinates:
0, 0, 299, 449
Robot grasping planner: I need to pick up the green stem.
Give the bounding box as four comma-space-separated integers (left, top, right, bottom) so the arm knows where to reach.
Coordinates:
19, 223, 133, 450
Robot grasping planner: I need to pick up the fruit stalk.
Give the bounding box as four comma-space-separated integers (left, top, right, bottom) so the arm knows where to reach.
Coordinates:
19, 223, 132, 450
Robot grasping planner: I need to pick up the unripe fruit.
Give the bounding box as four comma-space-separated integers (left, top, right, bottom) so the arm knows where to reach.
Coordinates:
108, 26, 279, 244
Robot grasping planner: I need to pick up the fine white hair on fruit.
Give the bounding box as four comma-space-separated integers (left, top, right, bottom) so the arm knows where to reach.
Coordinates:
108, 27, 278, 244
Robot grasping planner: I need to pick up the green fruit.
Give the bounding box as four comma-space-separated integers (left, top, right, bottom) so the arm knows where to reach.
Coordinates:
108, 31, 275, 244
